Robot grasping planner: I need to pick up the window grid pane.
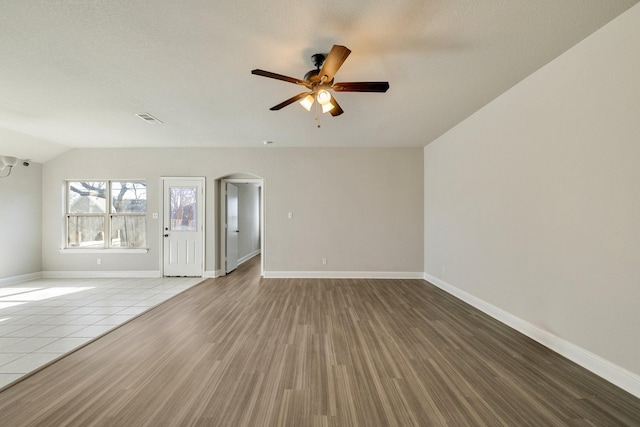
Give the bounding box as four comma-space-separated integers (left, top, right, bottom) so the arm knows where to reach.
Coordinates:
110, 215, 147, 248
68, 182, 107, 214
67, 216, 105, 248
111, 182, 147, 213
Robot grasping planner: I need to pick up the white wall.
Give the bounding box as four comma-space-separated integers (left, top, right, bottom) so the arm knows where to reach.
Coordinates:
424, 3, 640, 387
236, 183, 260, 262
42, 147, 423, 276
0, 162, 42, 282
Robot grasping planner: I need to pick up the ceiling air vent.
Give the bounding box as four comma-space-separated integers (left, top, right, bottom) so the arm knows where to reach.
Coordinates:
135, 113, 163, 124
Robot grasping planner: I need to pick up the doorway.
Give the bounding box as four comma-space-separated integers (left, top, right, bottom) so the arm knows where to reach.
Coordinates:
162, 177, 205, 277
219, 177, 264, 277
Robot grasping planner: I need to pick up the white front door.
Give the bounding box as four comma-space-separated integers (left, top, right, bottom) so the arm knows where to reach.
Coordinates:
163, 178, 204, 277
225, 183, 239, 273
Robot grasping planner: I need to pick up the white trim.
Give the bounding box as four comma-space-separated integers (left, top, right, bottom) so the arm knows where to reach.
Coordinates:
59, 248, 149, 254
42, 270, 161, 279
423, 272, 640, 399
238, 249, 261, 265
264, 271, 425, 279
204, 270, 219, 278
218, 180, 226, 277
0, 272, 43, 286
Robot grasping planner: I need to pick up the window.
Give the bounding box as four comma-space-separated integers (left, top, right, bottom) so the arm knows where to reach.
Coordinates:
66, 181, 147, 249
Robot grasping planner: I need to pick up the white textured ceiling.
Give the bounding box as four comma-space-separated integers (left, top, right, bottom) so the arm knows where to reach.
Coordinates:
1, 0, 637, 163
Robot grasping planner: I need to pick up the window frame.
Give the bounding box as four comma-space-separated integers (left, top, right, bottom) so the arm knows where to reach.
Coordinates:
65, 180, 148, 250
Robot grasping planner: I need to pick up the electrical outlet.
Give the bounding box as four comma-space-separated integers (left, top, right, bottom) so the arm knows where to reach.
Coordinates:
322, 258, 327, 265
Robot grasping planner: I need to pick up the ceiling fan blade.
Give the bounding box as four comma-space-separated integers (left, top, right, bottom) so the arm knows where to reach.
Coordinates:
269, 92, 312, 111
329, 97, 344, 117
333, 82, 390, 92
318, 45, 351, 83
252, 69, 311, 88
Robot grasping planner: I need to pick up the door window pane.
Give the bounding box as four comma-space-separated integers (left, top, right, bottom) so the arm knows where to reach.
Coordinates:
67, 216, 105, 248
170, 187, 197, 231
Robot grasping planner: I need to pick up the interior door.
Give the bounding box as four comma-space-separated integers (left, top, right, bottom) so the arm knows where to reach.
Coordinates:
163, 178, 204, 277
225, 183, 239, 273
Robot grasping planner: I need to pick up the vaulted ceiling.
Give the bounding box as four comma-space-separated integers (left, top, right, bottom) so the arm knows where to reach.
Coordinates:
1, 0, 637, 162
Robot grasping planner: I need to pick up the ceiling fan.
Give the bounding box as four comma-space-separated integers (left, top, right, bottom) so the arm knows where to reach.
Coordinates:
251, 45, 389, 117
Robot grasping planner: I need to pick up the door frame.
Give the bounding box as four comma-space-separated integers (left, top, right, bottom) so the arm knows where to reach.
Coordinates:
224, 182, 239, 274
161, 176, 205, 277
219, 178, 264, 277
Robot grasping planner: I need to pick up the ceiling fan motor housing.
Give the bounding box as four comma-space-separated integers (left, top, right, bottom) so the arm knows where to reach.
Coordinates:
305, 53, 327, 82
304, 68, 320, 82
311, 53, 326, 68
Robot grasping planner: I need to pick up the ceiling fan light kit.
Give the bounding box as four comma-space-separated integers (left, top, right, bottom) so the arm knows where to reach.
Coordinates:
321, 102, 334, 114
251, 45, 389, 120
316, 89, 332, 105
300, 94, 315, 111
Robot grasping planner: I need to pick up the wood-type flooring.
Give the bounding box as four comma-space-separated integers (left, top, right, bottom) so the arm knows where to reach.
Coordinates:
1, 256, 639, 426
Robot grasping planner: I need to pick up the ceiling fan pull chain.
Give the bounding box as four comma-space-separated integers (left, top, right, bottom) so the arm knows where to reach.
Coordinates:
315, 102, 321, 128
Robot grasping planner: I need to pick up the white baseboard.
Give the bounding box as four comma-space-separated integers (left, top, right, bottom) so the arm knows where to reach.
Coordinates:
263, 271, 424, 279
238, 250, 261, 265
0, 272, 43, 287
42, 271, 162, 279
423, 272, 640, 399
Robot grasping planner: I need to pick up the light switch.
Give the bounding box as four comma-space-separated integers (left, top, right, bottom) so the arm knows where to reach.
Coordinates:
288, 212, 293, 219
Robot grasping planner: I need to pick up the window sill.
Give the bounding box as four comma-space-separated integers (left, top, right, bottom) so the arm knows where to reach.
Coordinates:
59, 248, 149, 254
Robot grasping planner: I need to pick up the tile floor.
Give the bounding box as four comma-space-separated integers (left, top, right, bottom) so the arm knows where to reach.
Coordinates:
0, 276, 204, 389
